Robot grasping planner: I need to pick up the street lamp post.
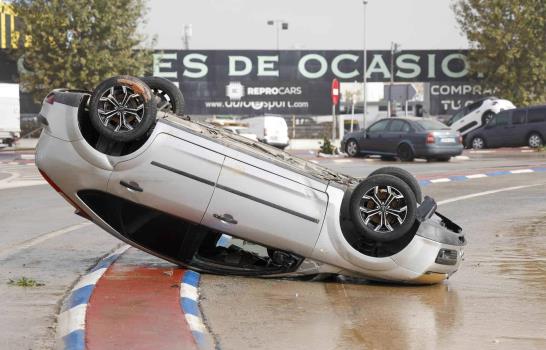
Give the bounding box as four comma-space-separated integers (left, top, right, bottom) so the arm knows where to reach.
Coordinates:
389, 41, 401, 116
267, 20, 289, 50
362, 0, 368, 130
182, 24, 192, 50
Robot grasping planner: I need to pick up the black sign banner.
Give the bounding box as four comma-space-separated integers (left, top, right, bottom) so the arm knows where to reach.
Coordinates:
154, 50, 470, 115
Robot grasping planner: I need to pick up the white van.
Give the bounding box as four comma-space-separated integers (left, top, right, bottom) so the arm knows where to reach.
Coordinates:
243, 115, 289, 149
0, 83, 21, 148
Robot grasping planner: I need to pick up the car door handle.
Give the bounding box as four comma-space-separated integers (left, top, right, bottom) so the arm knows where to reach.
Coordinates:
213, 213, 238, 225
120, 180, 143, 192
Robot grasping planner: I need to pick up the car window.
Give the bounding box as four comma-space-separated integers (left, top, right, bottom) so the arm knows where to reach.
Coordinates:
490, 112, 510, 127
368, 120, 390, 132
512, 110, 526, 124
449, 108, 467, 124
467, 100, 483, 113
528, 108, 546, 123
388, 120, 410, 132
417, 119, 450, 130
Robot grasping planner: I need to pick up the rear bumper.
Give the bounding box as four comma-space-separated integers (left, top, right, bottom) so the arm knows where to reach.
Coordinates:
416, 144, 464, 157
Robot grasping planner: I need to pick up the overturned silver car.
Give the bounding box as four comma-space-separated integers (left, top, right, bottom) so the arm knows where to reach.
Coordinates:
35, 76, 466, 284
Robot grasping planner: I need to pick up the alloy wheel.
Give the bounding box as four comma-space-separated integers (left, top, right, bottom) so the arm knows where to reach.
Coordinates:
347, 141, 358, 156
97, 85, 145, 133
472, 137, 484, 149
529, 134, 543, 148
359, 185, 408, 232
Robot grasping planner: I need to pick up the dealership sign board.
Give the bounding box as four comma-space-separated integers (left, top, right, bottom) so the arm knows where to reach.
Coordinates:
153, 50, 470, 115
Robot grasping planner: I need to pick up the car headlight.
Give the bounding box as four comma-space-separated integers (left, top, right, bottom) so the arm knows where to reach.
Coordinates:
435, 249, 459, 265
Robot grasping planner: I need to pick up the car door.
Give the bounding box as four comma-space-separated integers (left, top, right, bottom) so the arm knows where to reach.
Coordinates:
484, 111, 512, 148
201, 157, 328, 257
383, 119, 411, 154
108, 132, 225, 224
509, 109, 528, 146
362, 119, 391, 153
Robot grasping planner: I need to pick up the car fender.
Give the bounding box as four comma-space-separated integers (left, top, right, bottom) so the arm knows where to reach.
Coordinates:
396, 140, 416, 153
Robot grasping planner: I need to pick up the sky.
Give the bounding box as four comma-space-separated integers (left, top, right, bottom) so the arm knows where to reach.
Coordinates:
143, 0, 469, 50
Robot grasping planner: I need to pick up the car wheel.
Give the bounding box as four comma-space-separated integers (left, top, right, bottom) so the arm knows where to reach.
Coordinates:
140, 76, 185, 115
89, 76, 157, 143
397, 144, 414, 162
471, 136, 485, 150
368, 167, 422, 203
345, 139, 360, 157
528, 133, 543, 148
482, 111, 495, 125
350, 174, 417, 242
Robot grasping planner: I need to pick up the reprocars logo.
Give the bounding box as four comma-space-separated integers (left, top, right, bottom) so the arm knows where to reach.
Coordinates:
226, 82, 245, 101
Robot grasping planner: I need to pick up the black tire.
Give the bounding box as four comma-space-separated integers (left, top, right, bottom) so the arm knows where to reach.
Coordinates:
140, 76, 185, 115
528, 133, 543, 148
345, 139, 360, 157
350, 174, 417, 242
471, 136, 486, 150
397, 143, 415, 162
368, 167, 422, 203
482, 111, 495, 125
89, 76, 157, 143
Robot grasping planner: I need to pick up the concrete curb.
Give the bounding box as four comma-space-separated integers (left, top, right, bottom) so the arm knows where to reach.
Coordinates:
419, 166, 546, 187
56, 245, 130, 350
180, 270, 215, 349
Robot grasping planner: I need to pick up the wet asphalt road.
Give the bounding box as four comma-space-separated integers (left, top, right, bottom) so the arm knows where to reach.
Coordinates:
201, 157, 546, 350
0, 150, 546, 349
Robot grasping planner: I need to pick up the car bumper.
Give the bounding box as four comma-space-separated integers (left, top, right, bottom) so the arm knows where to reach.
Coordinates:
416, 144, 464, 157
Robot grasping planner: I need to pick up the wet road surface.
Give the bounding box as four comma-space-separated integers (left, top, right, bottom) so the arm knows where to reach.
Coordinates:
1, 151, 546, 349
200, 172, 546, 350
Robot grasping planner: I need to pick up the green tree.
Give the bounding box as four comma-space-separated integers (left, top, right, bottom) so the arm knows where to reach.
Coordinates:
453, 0, 546, 106
11, 0, 153, 101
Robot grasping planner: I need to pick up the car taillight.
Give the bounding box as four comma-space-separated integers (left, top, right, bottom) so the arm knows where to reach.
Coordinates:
38, 169, 91, 219
45, 93, 55, 105
457, 133, 463, 144
426, 132, 435, 144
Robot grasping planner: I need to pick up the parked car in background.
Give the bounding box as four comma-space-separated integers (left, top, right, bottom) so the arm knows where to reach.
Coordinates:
243, 115, 289, 149
341, 117, 463, 161
223, 125, 258, 141
446, 97, 515, 138
0, 83, 21, 148
466, 105, 546, 149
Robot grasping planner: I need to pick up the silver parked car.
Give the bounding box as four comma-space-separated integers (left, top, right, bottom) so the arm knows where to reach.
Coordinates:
341, 117, 464, 161
35, 76, 465, 284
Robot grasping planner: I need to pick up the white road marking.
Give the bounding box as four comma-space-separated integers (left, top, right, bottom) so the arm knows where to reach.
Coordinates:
184, 313, 207, 333
0, 222, 91, 257
57, 304, 86, 338
510, 169, 534, 174
430, 178, 451, 183
72, 268, 107, 291
437, 183, 543, 206
465, 173, 487, 179
333, 159, 352, 163
180, 283, 199, 300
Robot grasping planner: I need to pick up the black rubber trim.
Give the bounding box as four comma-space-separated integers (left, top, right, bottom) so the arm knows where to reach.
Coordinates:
215, 184, 320, 224
151, 161, 216, 186
38, 114, 49, 126
150, 160, 319, 224
53, 90, 89, 107
458, 121, 478, 133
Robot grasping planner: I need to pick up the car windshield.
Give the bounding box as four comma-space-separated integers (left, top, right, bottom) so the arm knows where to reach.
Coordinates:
416, 119, 450, 130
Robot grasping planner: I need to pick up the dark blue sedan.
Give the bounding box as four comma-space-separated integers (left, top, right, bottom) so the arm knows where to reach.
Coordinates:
341, 117, 464, 161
